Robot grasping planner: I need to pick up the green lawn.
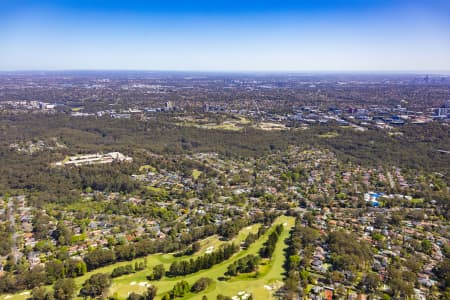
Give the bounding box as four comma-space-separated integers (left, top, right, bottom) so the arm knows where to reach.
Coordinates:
0, 217, 293, 300
191, 169, 202, 180
0, 223, 263, 300
109, 216, 294, 300
139, 165, 157, 173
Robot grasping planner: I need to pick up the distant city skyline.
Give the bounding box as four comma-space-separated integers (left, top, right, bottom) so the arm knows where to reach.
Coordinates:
1, 0, 450, 72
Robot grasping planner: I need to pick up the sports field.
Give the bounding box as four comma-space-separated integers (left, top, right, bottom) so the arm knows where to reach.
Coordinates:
0, 216, 294, 300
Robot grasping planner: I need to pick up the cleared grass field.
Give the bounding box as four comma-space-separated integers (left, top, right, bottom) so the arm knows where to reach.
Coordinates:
318, 132, 339, 138
176, 115, 252, 132
254, 122, 287, 131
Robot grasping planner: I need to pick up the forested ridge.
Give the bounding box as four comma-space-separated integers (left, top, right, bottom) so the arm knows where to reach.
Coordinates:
1, 114, 448, 201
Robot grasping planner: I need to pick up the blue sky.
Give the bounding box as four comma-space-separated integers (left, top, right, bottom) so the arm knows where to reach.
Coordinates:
1, 0, 450, 71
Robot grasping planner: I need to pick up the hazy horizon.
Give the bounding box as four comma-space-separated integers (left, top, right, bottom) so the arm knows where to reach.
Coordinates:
1, 0, 450, 72
1, 70, 450, 75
